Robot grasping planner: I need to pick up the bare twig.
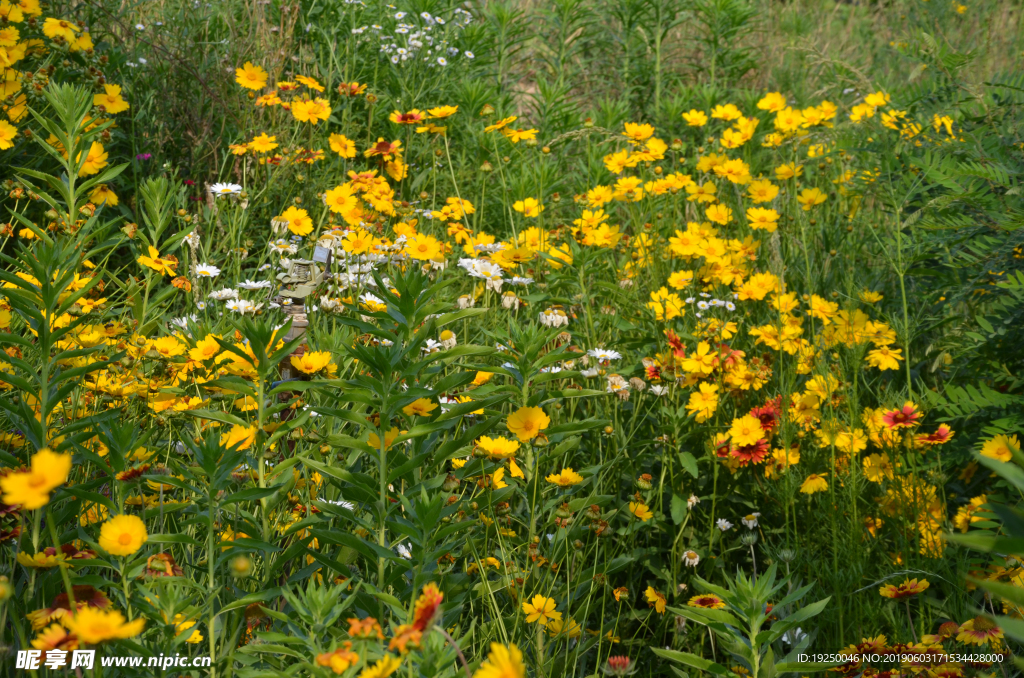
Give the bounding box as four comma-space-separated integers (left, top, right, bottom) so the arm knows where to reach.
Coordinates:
436, 625, 472, 678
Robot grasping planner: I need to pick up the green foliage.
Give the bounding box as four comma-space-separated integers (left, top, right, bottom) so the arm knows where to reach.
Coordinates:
653, 564, 832, 678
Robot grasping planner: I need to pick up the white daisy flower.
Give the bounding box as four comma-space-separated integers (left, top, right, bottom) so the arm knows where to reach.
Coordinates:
687, 494, 700, 508
209, 288, 239, 300
195, 264, 221, 278
238, 279, 272, 290
741, 512, 761, 529
682, 550, 700, 567
716, 518, 733, 531
209, 182, 242, 196
587, 348, 622, 361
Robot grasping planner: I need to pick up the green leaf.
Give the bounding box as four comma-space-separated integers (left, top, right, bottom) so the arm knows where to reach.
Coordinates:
650, 649, 734, 677
671, 494, 688, 525
679, 451, 699, 478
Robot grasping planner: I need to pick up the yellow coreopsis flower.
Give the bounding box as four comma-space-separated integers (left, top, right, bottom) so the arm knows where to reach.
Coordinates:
796, 187, 827, 210
512, 197, 544, 218
0, 448, 71, 510
65, 608, 146, 644
506, 406, 550, 441
472, 643, 525, 678
980, 434, 1018, 462
545, 468, 583, 487
522, 595, 561, 625
329, 133, 357, 158
800, 473, 828, 494
277, 206, 313, 237
235, 61, 268, 90
137, 247, 178, 277
629, 502, 653, 522
729, 414, 765, 447
291, 350, 333, 375
98, 514, 148, 556
645, 586, 667, 613
77, 141, 108, 177
93, 84, 129, 114
0, 120, 16, 150
220, 424, 257, 450
403, 398, 438, 417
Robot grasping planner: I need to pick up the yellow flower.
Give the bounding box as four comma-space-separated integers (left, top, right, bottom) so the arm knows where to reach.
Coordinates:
291, 97, 332, 124
77, 141, 108, 177
65, 607, 146, 645
980, 434, 1018, 462
220, 424, 257, 450
705, 203, 732, 225
368, 427, 404, 450
774, 163, 802, 181
291, 350, 333, 375
357, 654, 402, 678
235, 61, 268, 90
472, 643, 525, 678
862, 453, 894, 483
277, 206, 313, 237
546, 617, 581, 638
189, 335, 222, 362
0, 120, 16, 150
685, 382, 719, 423
405, 234, 443, 261
629, 502, 653, 521
428, 105, 459, 118
645, 586, 667, 613
746, 207, 779, 232
800, 473, 828, 494
42, 18, 80, 42
89, 184, 118, 206
99, 514, 148, 556
0, 448, 72, 510
512, 197, 544, 218
622, 122, 654, 143
329, 133, 357, 158
757, 92, 787, 112
682, 109, 708, 126
522, 595, 561, 626
137, 246, 178, 276
796, 187, 827, 210
93, 84, 129, 114
249, 133, 278, 153
545, 468, 583, 487
866, 346, 903, 371
506, 406, 550, 441
403, 398, 438, 417
729, 414, 764, 447
477, 436, 520, 459
295, 74, 324, 91
173, 615, 203, 644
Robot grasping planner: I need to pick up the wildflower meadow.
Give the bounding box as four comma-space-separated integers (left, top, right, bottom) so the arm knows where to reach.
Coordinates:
0, 0, 1023, 675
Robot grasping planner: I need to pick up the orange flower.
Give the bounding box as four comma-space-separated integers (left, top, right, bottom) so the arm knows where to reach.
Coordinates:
688, 593, 726, 609
411, 583, 443, 631
348, 616, 383, 639
879, 577, 929, 599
